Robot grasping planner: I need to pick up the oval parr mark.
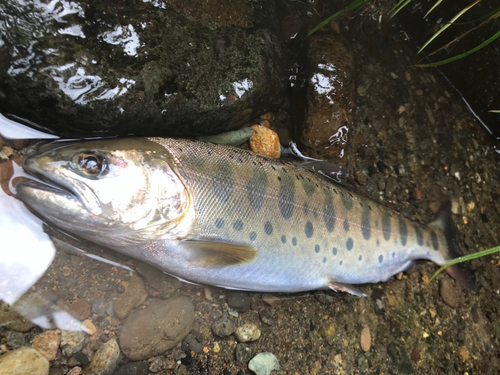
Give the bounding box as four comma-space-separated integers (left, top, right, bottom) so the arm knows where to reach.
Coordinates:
233, 220, 243, 231
305, 221, 314, 238
323, 189, 336, 233
399, 217, 408, 246
332, 247, 337, 255
300, 177, 316, 197
379, 255, 383, 263
361, 205, 371, 240
246, 168, 268, 211
264, 222, 273, 235
315, 244, 320, 254
346, 238, 353, 251
339, 260, 343, 265
281, 235, 287, 244
343, 219, 349, 232
359, 255, 362, 261
376, 239, 380, 246
414, 224, 424, 246
250, 231, 257, 241
341, 193, 353, 210
430, 229, 439, 250
381, 212, 391, 241
278, 171, 295, 219
323, 257, 327, 263
213, 160, 233, 203
215, 218, 224, 229
392, 251, 396, 258
292, 237, 297, 246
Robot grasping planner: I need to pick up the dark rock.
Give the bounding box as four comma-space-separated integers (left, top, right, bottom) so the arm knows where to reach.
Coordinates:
136, 263, 182, 299
181, 330, 204, 354
385, 177, 398, 198
0, 1, 287, 137
376, 161, 389, 173
365, 179, 379, 198
259, 308, 275, 325
209, 310, 223, 321
235, 343, 253, 365
387, 342, 414, 375
92, 299, 106, 317
227, 292, 251, 313
368, 165, 378, 176
119, 297, 195, 360
73, 352, 90, 368
114, 275, 148, 319
211, 315, 237, 337
114, 362, 149, 375
440, 279, 459, 308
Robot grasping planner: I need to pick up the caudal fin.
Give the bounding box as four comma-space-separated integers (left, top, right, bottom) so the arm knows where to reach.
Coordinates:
429, 201, 477, 292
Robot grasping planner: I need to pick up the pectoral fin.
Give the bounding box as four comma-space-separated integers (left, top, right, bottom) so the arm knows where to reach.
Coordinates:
329, 282, 367, 297
180, 241, 258, 268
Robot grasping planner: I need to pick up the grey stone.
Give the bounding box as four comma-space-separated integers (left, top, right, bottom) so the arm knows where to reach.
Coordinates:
211, 315, 237, 337
114, 276, 148, 319
113, 362, 149, 375
248, 352, 280, 375
227, 292, 251, 313
137, 264, 182, 299
61, 331, 85, 357
181, 330, 204, 353
82, 339, 120, 375
235, 343, 253, 365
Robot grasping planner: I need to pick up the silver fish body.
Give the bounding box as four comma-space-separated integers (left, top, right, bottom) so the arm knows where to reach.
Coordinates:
16, 138, 475, 295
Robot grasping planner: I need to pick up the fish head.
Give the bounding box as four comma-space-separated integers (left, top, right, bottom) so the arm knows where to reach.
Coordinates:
16, 138, 190, 246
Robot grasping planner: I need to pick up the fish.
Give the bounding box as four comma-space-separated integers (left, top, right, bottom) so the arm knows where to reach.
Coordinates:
15, 137, 476, 296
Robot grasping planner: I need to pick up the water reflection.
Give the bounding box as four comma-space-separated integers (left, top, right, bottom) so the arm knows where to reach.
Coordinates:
99, 24, 141, 57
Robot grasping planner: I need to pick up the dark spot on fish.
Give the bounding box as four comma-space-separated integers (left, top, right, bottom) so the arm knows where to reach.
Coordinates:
376, 240, 380, 246
233, 220, 243, 231
341, 192, 353, 210
430, 229, 439, 250
399, 217, 408, 246
278, 171, 295, 220
323, 189, 336, 233
340, 260, 343, 265
343, 219, 349, 232
292, 237, 297, 246
215, 218, 224, 229
332, 247, 337, 255
281, 235, 286, 244
305, 221, 314, 238
359, 255, 362, 261
381, 212, 391, 242
246, 168, 267, 211
250, 232, 257, 241
361, 204, 371, 240
213, 160, 233, 203
323, 257, 327, 263
414, 224, 424, 246
300, 177, 316, 197
392, 251, 395, 258
264, 222, 273, 235
277, 176, 281, 182
346, 238, 353, 251
379, 255, 383, 263
315, 245, 320, 254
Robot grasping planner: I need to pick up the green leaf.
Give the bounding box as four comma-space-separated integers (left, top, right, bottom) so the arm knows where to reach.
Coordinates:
418, 0, 481, 54
429, 246, 500, 283
424, 0, 444, 18
416, 30, 500, 67
489, 110, 500, 113
389, 0, 412, 19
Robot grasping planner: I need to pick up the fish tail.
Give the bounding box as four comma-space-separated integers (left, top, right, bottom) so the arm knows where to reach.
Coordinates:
428, 201, 477, 292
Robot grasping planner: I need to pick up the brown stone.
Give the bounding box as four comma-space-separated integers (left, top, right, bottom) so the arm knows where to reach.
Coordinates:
114, 275, 148, 319
249, 125, 281, 158
32, 330, 60, 361
360, 327, 371, 352
69, 299, 91, 320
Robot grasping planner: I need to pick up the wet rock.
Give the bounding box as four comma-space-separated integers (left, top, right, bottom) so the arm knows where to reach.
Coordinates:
440, 279, 459, 308
82, 339, 120, 375
259, 309, 274, 325
81, 320, 97, 335
61, 331, 85, 357
261, 294, 282, 307
69, 299, 91, 320
248, 352, 280, 375
73, 352, 90, 368
302, 31, 355, 162
119, 297, 195, 360
211, 315, 237, 337
249, 125, 281, 158
0, 1, 286, 137
360, 327, 371, 352
181, 330, 204, 354
235, 323, 261, 343
114, 362, 148, 375
0, 302, 35, 332
227, 292, 251, 313
136, 264, 182, 299
235, 343, 253, 365
32, 330, 60, 360
91, 300, 106, 317
0, 347, 49, 375
148, 357, 164, 373
114, 276, 148, 319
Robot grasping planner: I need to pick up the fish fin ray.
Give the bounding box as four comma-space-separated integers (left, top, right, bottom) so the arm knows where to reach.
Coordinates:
429, 201, 477, 292
329, 282, 367, 297
181, 241, 258, 267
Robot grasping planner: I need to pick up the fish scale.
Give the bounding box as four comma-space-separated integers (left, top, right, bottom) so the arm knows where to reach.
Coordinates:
16, 137, 476, 295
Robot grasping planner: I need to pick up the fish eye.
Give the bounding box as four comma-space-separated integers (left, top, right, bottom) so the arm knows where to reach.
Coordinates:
76, 151, 108, 178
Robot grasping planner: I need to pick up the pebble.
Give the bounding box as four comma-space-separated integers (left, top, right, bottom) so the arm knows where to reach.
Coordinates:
439, 279, 459, 308
113, 362, 149, 375
360, 327, 371, 352
459, 347, 469, 361
114, 275, 148, 319
411, 347, 420, 362
249, 125, 281, 158
213, 342, 220, 353
211, 315, 237, 337
148, 357, 164, 373
0, 302, 35, 332
32, 330, 60, 360
136, 263, 182, 299
209, 309, 223, 321
67, 367, 82, 375
69, 299, 91, 320
181, 330, 204, 353
82, 339, 120, 375
0, 347, 49, 375
119, 297, 195, 360
261, 294, 281, 307
81, 320, 97, 335
61, 331, 85, 357
235, 343, 253, 365
203, 286, 213, 301
92, 300, 106, 317
227, 292, 251, 313
259, 308, 274, 325
385, 177, 398, 198
248, 353, 280, 375
235, 323, 261, 343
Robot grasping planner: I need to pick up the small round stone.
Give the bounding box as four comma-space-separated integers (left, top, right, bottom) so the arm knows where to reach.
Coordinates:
249, 125, 281, 158
235, 323, 261, 343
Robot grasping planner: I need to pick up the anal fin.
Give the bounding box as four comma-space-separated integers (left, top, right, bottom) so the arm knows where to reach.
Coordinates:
180, 240, 258, 268
329, 282, 367, 297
